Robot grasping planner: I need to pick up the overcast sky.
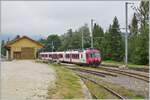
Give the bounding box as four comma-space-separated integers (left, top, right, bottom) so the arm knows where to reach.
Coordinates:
1, 1, 140, 38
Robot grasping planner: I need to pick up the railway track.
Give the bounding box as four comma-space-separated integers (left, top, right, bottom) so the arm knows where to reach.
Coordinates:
98, 67, 149, 82
73, 68, 106, 77
61, 63, 149, 82
61, 63, 117, 77
76, 73, 126, 99
79, 77, 99, 99
69, 67, 117, 77
101, 64, 149, 73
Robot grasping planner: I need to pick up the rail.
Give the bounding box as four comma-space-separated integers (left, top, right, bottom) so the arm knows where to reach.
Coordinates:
77, 73, 126, 99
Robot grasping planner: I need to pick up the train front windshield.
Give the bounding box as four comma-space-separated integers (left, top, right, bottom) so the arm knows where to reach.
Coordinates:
89, 52, 100, 58
94, 52, 100, 58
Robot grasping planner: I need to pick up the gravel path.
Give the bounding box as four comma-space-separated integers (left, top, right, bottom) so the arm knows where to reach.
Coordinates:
1, 60, 56, 100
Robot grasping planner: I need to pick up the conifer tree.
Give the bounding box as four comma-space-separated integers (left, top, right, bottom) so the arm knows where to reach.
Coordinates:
103, 17, 124, 61
93, 23, 104, 50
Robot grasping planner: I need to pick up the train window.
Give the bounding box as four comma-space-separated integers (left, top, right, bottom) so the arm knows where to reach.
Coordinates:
65, 54, 70, 58
73, 54, 75, 59
77, 54, 79, 59
55, 54, 57, 59
59, 54, 63, 58
81, 54, 83, 58
72, 54, 77, 59
72, 54, 74, 59
52, 54, 54, 58
49, 54, 51, 57
72, 54, 75, 59
91, 53, 94, 58
45, 54, 48, 57
95, 53, 100, 57
53, 54, 56, 59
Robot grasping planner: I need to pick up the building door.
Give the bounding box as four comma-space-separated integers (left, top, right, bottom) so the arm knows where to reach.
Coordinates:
13, 52, 21, 59
21, 47, 35, 59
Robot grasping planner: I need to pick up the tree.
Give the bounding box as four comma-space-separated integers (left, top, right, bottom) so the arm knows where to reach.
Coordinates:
101, 29, 112, 60
39, 34, 61, 52
1, 40, 6, 56
59, 24, 91, 51
102, 17, 124, 61
59, 29, 73, 50
128, 13, 138, 62
129, 13, 138, 36
71, 31, 82, 49
129, 1, 149, 65
46, 34, 61, 52
39, 38, 47, 45
78, 24, 91, 48
92, 23, 104, 57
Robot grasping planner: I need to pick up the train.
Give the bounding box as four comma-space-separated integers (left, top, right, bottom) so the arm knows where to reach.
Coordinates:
39, 48, 101, 66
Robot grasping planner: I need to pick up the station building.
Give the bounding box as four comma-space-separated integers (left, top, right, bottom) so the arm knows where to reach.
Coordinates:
5, 36, 44, 60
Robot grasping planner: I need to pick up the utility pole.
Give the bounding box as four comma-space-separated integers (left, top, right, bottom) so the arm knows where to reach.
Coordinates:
51, 41, 54, 52
125, 2, 134, 67
82, 29, 84, 50
125, 2, 128, 67
91, 19, 94, 48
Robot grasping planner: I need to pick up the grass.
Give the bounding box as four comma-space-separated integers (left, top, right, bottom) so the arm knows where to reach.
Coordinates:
46, 63, 85, 99
102, 60, 149, 69
84, 79, 118, 99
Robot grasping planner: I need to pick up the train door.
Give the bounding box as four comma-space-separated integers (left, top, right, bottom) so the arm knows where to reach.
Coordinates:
80, 52, 84, 63
70, 52, 72, 63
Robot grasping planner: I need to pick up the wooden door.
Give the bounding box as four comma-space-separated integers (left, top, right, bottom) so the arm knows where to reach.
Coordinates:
21, 47, 35, 59
13, 52, 21, 59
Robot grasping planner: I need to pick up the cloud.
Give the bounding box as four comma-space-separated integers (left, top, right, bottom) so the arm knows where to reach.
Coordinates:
1, 1, 140, 37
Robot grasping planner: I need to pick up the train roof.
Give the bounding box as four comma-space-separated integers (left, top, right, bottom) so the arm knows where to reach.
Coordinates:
40, 48, 100, 54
